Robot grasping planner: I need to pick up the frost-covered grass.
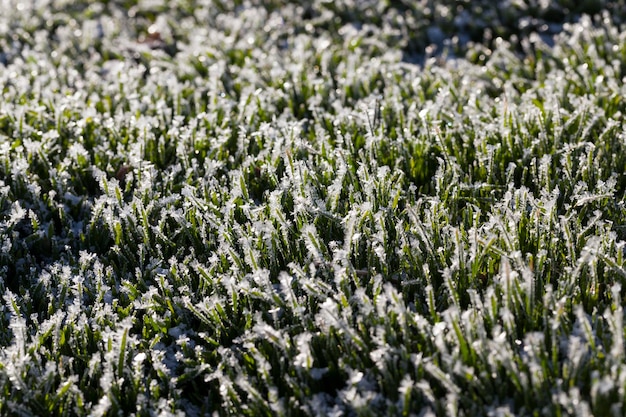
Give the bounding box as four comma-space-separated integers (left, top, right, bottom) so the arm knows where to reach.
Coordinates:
2, 0, 626, 416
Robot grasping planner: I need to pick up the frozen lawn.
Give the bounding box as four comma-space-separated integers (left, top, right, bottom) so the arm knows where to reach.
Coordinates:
1, 1, 626, 416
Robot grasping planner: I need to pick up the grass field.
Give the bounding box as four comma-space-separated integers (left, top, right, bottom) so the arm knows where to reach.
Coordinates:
2, 1, 626, 415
